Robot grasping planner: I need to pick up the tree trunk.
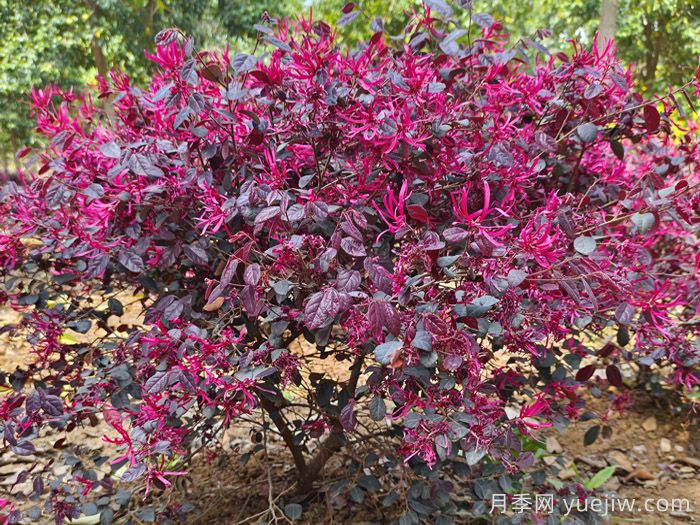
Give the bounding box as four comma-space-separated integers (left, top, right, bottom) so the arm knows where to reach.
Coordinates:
91, 35, 116, 122
9, 136, 20, 174
597, 0, 620, 51
642, 13, 666, 85
91, 35, 109, 79
141, 0, 157, 54
1, 149, 8, 179
258, 352, 364, 493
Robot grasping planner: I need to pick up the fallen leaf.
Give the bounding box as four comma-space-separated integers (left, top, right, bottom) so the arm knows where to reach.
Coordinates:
203, 296, 225, 312
575, 455, 607, 469
676, 456, 700, 469
608, 450, 634, 473
624, 468, 656, 483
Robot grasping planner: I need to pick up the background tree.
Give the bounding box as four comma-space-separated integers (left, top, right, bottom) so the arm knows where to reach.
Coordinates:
474, 0, 700, 92
597, 0, 620, 50
0, 0, 299, 172
312, 0, 700, 93
0, 0, 91, 172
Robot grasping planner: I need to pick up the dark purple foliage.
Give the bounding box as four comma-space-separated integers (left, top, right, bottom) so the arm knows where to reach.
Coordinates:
1, 5, 700, 523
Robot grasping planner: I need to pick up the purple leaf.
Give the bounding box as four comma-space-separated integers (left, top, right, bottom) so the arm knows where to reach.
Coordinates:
577, 122, 598, 143
488, 143, 514, 167
178, 370, 198, 393
255, 206, 281, 225
614, 302, 635, 325
364, 259, 393, 294
340, 237, 366, 257
443, 227, 469, 243
26, 391, 42, 414
340, 400, 357, 430
426, 0, 453, 18
443, 354, 463, 372
584, 83, 603, 99
643, 104, 660, 132
440, 29, 466, 56
42, 395, 64, 416
304, 288, 341, 329
515, 451, 535, 469
369, 396, 386, 421
121, 463, 147, 483
341, 219, 363, 241
576, 364, 596, 382
153, 295, 183, 322
231, 53, 258, 73
154, 28, 179, 46
374, 340, 402, 365
367, 300, 401, 336
285, 203, 305, 222
264, 35, 292, 53
307, 200, 329, 220
472, 12, 494, 28
174, 106, 194, 129
188, 93, 206, 113
244, 263, 262, 286
144, 371, 170, 394
11, 440, 36, 456
129, 153, 164, 178
220, 256, 239, 288
336, 269, 361, 292
606, 364, 623, 388
183, 244, 208, 265
84, 183, 105, 202
240, 284, 263, 316
99, 141, 122, 159
33, 475, 44, 496
507, 269, 528, 287
573, 236, 597, 255
337, 10, 361, 27
118, 251, 145, 273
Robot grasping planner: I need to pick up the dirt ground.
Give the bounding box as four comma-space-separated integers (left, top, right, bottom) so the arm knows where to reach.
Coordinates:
158, 389, 700, 524
543, 392, 700, 524
1, 302, 700, 524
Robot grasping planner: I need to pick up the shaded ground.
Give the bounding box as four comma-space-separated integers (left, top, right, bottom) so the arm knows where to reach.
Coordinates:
1, 303, 700, 524
149, 391, 700, 524
543, 392, 700, 524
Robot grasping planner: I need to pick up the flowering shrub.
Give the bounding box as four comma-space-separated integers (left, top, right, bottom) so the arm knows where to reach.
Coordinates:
1, 4, 700, 523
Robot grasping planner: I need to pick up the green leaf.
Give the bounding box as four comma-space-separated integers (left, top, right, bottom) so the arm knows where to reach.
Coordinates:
585, 465, 617, 490
58, 331, 80, 345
